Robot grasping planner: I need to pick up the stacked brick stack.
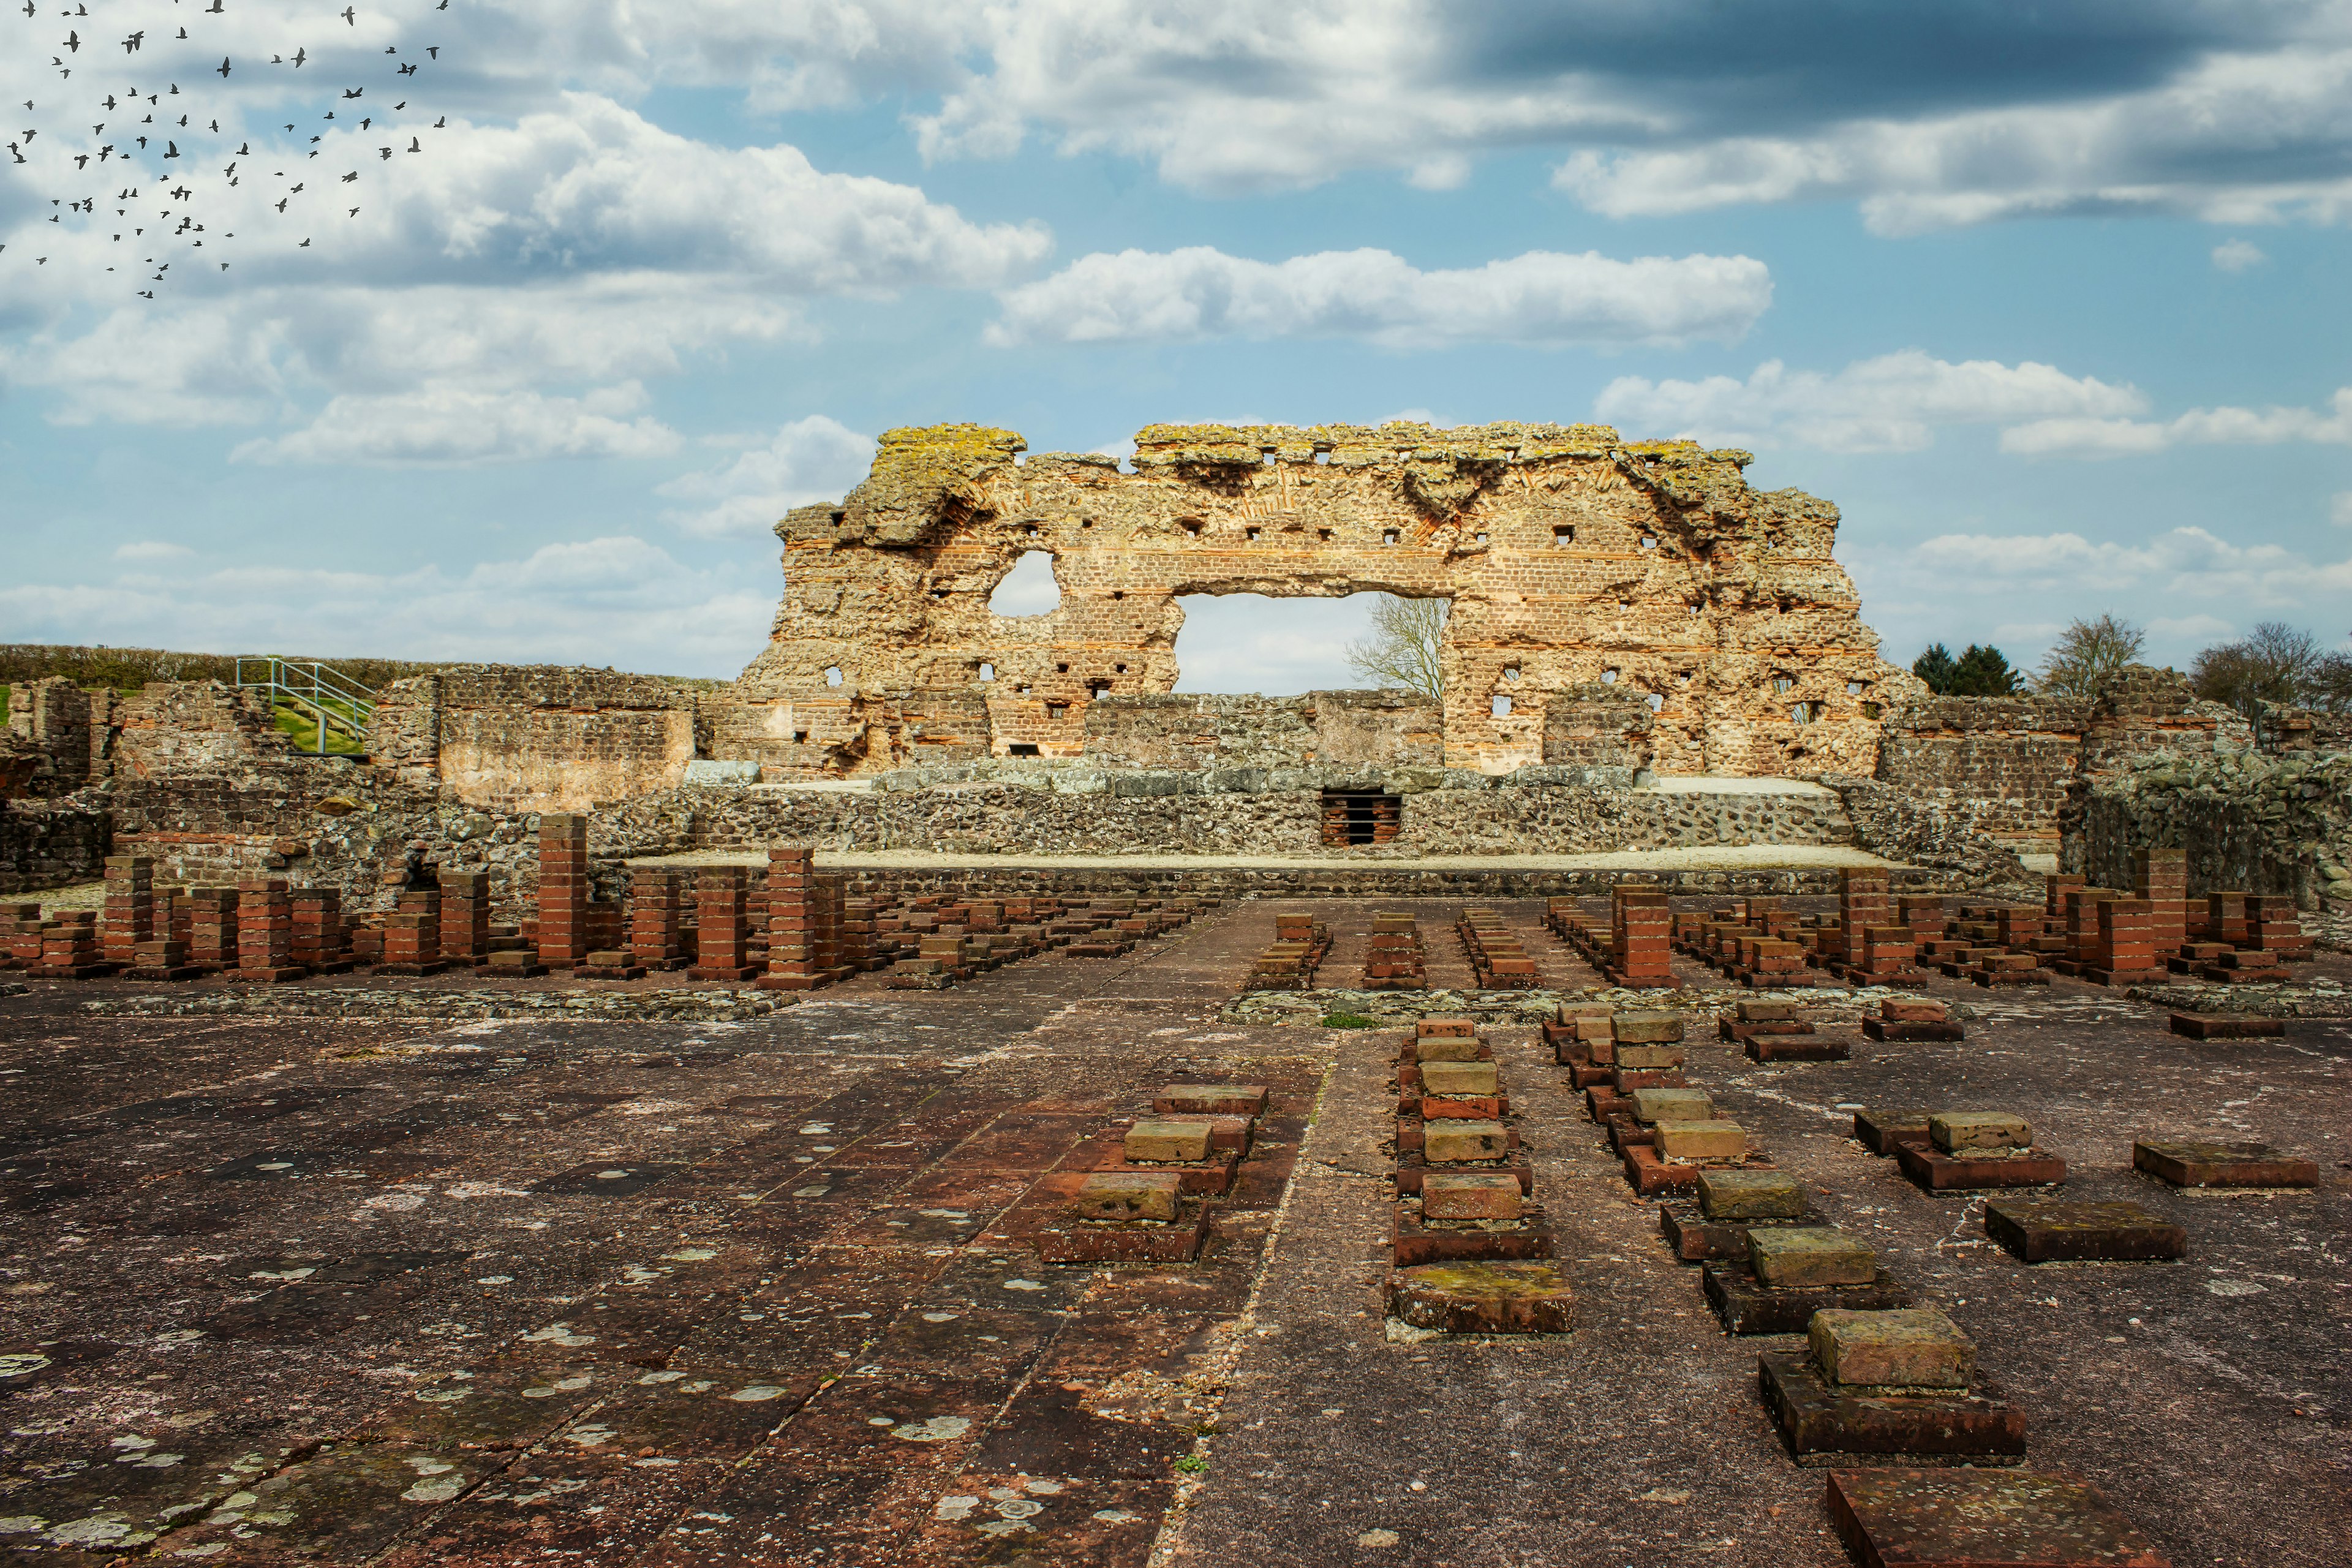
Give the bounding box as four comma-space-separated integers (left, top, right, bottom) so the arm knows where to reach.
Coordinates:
2054, 888, 2117, 978
1721, 999, 1847, 1061
1936, 904, 2047, 987
1861, 998, 1964, 1042
435, 872, 489, 970
1039, 1081, 1267, 1265
186, 889, 238, 971
688, 866, 757, 981
2182, 891, 2294, 982
36, 911, 104, 977
1362, 911, 1425, 990
0, 904, 47, 970
2133, 850, 2188, 959
1830, 870, 1913, 983
2247, 894, 2312, 960
1390, 1019, 1551, 1268
231, 878, 304, 983
99, 854, 153, 971
627, 868, 689, 971
1457, 907, 1539, 989
289, 889, 351, 976
1545, 1002, 1616, 1079
377, 889, 448, 976
758, 848, 822, 991
1608, 883, 1676, 988
888, 932, 970, 989
1247, 911, 1326, 990
2083, 897, 2163, 985
535, 813, 591, 973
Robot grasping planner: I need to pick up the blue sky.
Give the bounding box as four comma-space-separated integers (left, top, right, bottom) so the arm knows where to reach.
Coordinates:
5, 1, 2350, 689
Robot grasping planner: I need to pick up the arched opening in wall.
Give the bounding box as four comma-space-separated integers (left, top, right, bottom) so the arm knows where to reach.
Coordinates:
1170, 592, 1451, 697
989, 551, 1061, 616
824, 667, 843, 688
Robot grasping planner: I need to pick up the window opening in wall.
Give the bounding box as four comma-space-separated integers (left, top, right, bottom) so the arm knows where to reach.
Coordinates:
1245, 527, 1262, 541
793, 729, 809, 743
1180, 518, 1204, 536
1080, 519, 1095, 529
824, 666, 843, 688
1089, 680, 1111, 699
1687, 601, 1705, 616
1382, 529, 1400, 545
1317, 528, 1333, 541
1600, 668, 1619, 684
830, 510, 846, 527
978, 663, 995, 682
1503, 665, 1520, 683
1112, 590, 1126, 600
1772, 674, 1794, 695
1790, 702, 1816, 725
1553, 524, 1575, 545
1777, 597, 1793, 613
1046, 701, 1069, 719
1846, 680, 1865, 695
931, 587, 951, 598
1319, 788, 1400, 846
1022, 522, 1039, 536
1056, 662, 1070, 673
1860, 701, 1882, 719
1114, 663, 1128, 673
1006, 742, 1040, 756
1173, 592, 1448, 696
1313, 448, 1331, 464
1015, 683, 1033, 695
1646, 692, 1665, 712
989, 550, 1062, 615
1474, 532, 1490, 545
1640, 533, 1657, 549
1678, 670, 1693, 684
1491, 694, 1512, 718
1261, 448, 1277, 465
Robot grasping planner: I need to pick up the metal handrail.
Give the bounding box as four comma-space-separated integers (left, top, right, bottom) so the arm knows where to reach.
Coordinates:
233, 657, 378, 756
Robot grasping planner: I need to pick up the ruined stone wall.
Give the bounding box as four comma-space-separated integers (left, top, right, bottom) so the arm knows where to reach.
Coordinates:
730, 421, 1917, 778
1079, 691, 1442, 771
0, 791, 110, 893
1540, 683, 1657, 773
2079, 750, 2352, 911
373, 666, 702, 812
1873, 696, 2090, 849
4, 677, 102, 796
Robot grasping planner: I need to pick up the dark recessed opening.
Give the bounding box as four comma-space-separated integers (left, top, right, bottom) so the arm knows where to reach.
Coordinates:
792, 729, 809, 743
1320, 788, 1400, 848
1006, 742, 1040, 756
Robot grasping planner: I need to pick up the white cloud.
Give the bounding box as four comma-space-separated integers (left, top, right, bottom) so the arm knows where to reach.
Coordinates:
1999, 388, 2352, 457
113, 541, 195, 562
986, 247, 1771, 350
657, 415, 875, 537
2211, 238, 2268, 272
232, 382, 680, 467
1903, 526, 2352, 610
1553, 45, 2352, 233
0, 536, 772, 677
1594, 351, 2144, 453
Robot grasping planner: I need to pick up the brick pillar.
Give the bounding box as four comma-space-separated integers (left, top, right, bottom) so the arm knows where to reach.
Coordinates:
2132, 849, 2187, 957
2043, 873, 2086, 921
380, 889, 447, 974
1610, 883, 1673, 987
690, 865, 756, 980
0, 903, 45, 970
1837, 870, 1894, 968
289, 889, 348, 973
100, 854, 154, 968
40, 911, 102, 975
2064, 889, 2117, 968
758, 848, 821, 990
818, 872, 846, 978
437, 870, 491, 967
2205, 891, 2249, 948
627, 867, 686, 970
232, 878, 301, 982
2093, 896, 2155, 980
187, 888, 239, 971
533, 813, 590, 969
840, 896, 876, 972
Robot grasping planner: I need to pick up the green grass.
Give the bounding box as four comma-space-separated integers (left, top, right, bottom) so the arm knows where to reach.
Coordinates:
271, 698, 369, 756
1321, 1011, 1381, 1029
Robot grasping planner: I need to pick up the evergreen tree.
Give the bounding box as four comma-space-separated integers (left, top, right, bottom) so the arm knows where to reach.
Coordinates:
1912, 643, 1959, 695
1950, 644, 2024, 696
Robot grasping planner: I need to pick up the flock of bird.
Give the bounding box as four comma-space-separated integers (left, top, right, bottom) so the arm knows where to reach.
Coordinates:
4, 1, 461, 297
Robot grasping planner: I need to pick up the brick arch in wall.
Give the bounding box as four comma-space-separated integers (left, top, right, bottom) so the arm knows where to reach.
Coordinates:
723, 421, 1914, 777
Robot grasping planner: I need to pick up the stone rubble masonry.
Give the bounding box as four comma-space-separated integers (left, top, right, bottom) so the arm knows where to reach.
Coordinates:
735, 421, 1917, 779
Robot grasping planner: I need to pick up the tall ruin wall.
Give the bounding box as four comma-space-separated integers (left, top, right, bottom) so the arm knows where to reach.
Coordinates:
729, 421, 1918, 778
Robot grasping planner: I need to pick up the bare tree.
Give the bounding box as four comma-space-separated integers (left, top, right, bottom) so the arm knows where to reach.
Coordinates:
2035, 613, 2145, 697
1345, 595, 1448, 698
2192, 620, 2326, 717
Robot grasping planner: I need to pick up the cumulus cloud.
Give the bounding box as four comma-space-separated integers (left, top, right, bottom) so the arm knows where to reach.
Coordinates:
987, 247, 1771, 349
232, 382, 682, 467
2212, 238, 2269, 271
1999, 388, 2352, 457
657, 416, 876, 537
0, 536, 773, 677
1594, 352, 2144, 453
1903, 526, 2352, 609
435, 1, 2352, 232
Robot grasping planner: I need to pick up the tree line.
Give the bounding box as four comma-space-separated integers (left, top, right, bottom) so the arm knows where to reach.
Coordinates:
1913, 615, 2352, 716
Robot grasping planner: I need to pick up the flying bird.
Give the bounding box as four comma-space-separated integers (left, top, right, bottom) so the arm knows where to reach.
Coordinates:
216, 58, 230, 78
342, 87, 361, 99
62, 29, 78, 51
341, 6, 354, 23
427, 46, 439, 58
121, 30, 142, 53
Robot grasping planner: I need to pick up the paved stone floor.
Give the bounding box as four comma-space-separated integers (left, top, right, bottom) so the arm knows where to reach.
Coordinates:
1, 900, 2346, 1566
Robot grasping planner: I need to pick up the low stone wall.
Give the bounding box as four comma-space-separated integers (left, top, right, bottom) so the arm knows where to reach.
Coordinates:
1873, 696, 2087, 849
0, 791, 110, 894
374, 666, 703, 812
2076, 750, 2352, 910
819, 862, 1966, 902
